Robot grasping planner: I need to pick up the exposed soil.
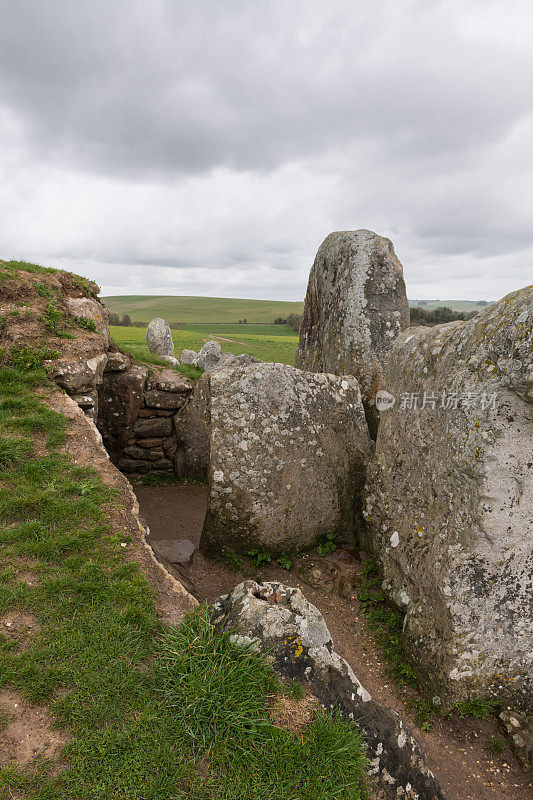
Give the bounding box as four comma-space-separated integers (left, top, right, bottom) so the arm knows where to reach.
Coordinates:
0, 689, 69, 767
134, 481, 532, 800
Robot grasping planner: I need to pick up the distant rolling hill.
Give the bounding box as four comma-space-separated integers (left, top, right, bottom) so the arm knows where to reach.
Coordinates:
101, 295, 305, 323
102, 294, 493, 323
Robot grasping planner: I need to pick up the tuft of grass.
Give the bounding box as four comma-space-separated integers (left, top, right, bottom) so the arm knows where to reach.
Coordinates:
156, 605, 280, 747
0, 362, 369, 799
39, 302, 73, 338
34, 282, 55, 300
73, 315, 97, 332
453, 697, 500, 719
2, 343, 60, 371
484, 736, 506, 757
218, 549, 245, 572
0, 259, 58, 276
357, 559, 419, 690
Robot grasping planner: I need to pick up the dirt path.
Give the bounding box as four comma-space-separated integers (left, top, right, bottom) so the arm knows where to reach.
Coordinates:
133, 482, 532, 800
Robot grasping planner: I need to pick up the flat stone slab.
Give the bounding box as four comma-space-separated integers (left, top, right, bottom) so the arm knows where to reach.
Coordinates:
152, 538, 196, 567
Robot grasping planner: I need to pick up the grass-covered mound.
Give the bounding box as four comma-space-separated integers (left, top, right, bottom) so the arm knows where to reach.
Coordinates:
0, 361, 368, 799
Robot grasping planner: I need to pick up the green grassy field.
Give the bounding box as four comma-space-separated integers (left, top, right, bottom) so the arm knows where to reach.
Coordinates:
110, 323, 299, 366
103, 295, 305, 324
103, 294, 494, 325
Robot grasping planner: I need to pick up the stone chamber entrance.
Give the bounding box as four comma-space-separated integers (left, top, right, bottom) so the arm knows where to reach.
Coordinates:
90, 355, 530, 800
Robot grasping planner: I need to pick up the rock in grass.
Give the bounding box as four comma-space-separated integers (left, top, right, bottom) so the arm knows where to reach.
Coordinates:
178, 349, 197, 364
195, 340, 222, 370
213, 581, 449, 800
364, 284, 533, 708
146, 318, 174, 358
200, 362, 373, 555
295, 229, 409, 433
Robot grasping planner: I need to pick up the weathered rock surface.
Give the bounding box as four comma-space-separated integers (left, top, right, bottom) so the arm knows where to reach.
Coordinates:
104, 351, 131, 372
364, 285, 533, 707
133, 417, 174, 438
213, 581, 448, 800
173, 372, 210, 478
49, 354, 108, 393
178, 349, 197, 364
200, 363, 373, 555
498, 708, 533, 770
195, 340, 222, 370
295, 230, 409, 433
152, 538, 196, 567
146, 318, 174, 358
66, 297, 110, 346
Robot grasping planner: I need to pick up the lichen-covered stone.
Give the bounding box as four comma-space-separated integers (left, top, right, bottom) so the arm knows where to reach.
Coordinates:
498, 708, 533, 770
146, 317, 174, 358
104, 352, 130, 372
173, 372, 210, 479
178, 348, 197, 364
200, 363, 373, 555
133, 417, 174, 438
295, 230, 409, 432
49, 354, 108, 392
67, 297, 110, 347
195, 340, 222, 370
364, 285, 533, 708
144, 390, 187, 411
213, 581, 448, 800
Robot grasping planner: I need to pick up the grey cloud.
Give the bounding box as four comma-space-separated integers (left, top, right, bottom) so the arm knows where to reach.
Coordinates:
0, 0, 531, 301
1, 1, 531, 179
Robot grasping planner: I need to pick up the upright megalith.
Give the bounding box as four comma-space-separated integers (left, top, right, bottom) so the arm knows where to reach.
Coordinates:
364, 285, 533, 708
200, 362, 373, 555
146, 317, 174, 358
295, 230, 409, 432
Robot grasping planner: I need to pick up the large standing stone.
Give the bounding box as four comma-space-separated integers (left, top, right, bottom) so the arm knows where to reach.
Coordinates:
200, 363, 373, 555
295, 230, 409, 432
146, 318, 174, 358
212, 581, 448, 800
364, 285, 533, 708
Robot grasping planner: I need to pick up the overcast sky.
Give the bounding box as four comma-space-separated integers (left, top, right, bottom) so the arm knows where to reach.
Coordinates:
1, 1, 532, 301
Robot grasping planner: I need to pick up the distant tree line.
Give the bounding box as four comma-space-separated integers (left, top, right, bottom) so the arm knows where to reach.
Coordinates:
274, 313, 302, 332
108, 313, 180, 329
409, 306, 478, 326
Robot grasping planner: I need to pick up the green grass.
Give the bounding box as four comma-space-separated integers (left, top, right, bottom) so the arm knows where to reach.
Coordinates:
110, 323, 299, 366
102, 295, 305, 324
0, 363, 368, 799
0, 260, 58, 277
356, 560, 419, 691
